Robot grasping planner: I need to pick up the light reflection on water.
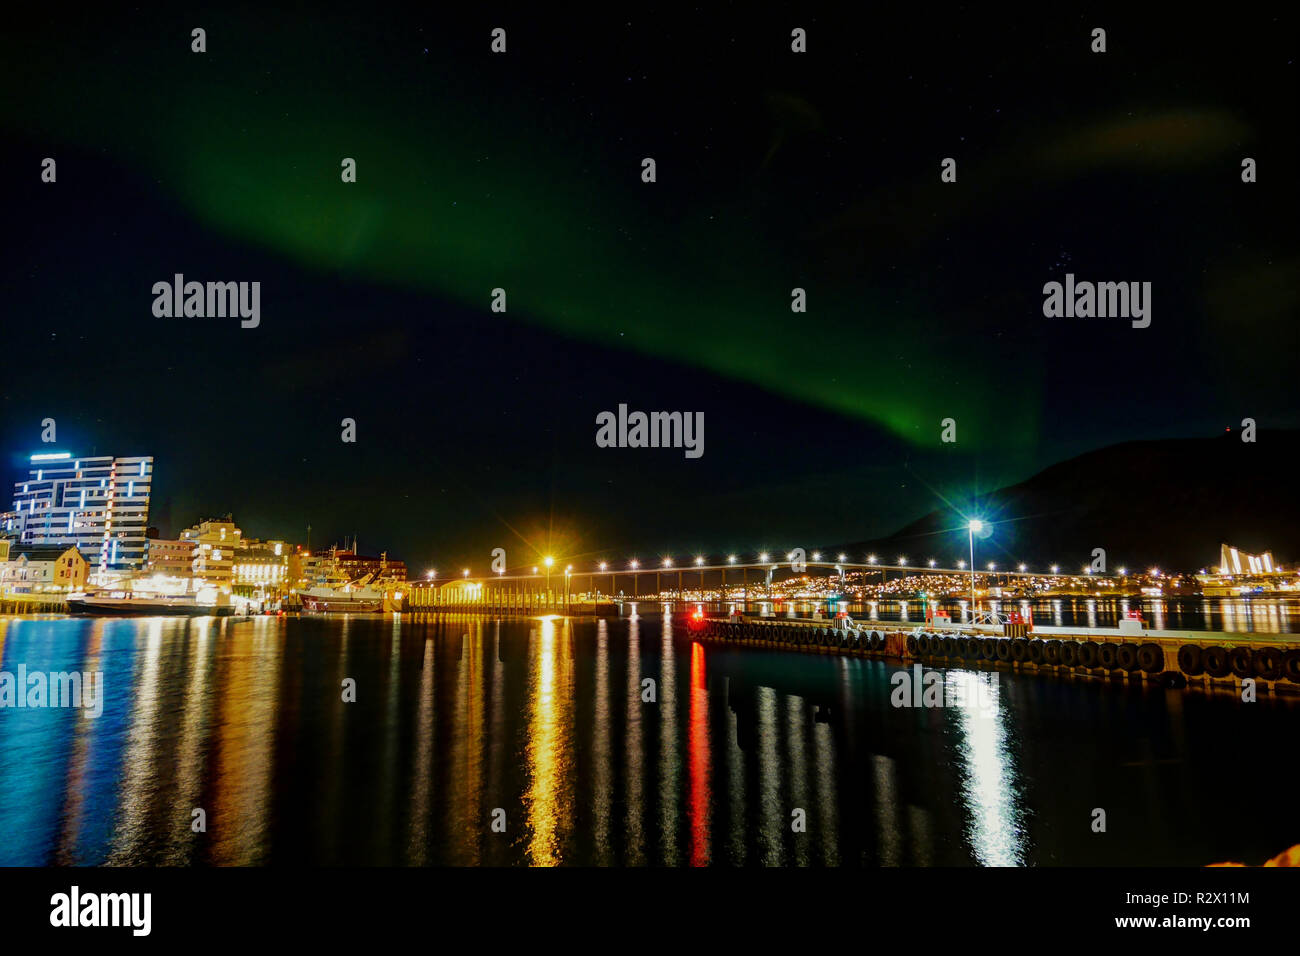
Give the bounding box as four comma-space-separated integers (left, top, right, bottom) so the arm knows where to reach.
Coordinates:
0, 613, 1295, 867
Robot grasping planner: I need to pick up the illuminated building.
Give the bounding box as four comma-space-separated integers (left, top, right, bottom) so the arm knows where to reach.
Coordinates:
0, 543, 89, 593
180, 516, 241, 592
8, 452, 153, 574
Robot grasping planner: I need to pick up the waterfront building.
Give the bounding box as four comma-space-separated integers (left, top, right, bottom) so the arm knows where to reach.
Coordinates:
233, 538, 291, 602
300, 547, 407, 586
145, 538, 195, 576
0, 544, 89, 594
8, 452, 153, 576
180, 517, 241, 593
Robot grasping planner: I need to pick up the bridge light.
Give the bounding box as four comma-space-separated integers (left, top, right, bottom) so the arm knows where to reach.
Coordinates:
838, 553, 846, 562
599, 561, 607, 571
728, 555, 736, 564
630, 560, 639, 569
663, 557, 672, 567
695, 556, 704, 566
759, 553, 768, 562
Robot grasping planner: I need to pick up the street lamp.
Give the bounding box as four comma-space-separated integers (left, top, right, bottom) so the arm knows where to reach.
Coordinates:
727, 555, 736, 564
544, 556, 554, 601
967, 519, 985, 622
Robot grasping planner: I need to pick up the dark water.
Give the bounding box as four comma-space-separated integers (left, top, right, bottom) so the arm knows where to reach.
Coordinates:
0, 612, 1295, 866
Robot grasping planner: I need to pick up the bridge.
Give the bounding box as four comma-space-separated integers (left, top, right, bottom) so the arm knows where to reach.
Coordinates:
402, 558, 1112, 613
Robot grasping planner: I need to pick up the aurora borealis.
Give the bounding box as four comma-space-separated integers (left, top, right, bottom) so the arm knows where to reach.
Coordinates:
2, 7, 1296, 569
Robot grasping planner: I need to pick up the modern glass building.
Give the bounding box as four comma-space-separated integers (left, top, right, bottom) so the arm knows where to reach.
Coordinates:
9, 452, 154, 573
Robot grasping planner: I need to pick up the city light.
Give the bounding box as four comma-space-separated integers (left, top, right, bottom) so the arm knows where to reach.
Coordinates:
1118, 566, 1127, 575
426, 570, 435, 580
1051, 565, 1059, 574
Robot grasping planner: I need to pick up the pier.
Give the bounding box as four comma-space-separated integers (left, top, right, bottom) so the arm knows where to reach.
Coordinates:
689, 614, 1300, 694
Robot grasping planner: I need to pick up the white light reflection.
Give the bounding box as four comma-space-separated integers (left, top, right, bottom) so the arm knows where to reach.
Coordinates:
946, 670, 1027, 866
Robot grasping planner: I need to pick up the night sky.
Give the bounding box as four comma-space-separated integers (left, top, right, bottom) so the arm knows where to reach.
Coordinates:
2, 7, 1296, 574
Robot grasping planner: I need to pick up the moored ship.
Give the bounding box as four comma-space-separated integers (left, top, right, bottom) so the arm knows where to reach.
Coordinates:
67, 592, 236, 616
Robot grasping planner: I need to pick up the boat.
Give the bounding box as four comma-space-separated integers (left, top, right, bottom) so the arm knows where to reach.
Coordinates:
66, 592, 237, 616
297, 585, 385, 613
